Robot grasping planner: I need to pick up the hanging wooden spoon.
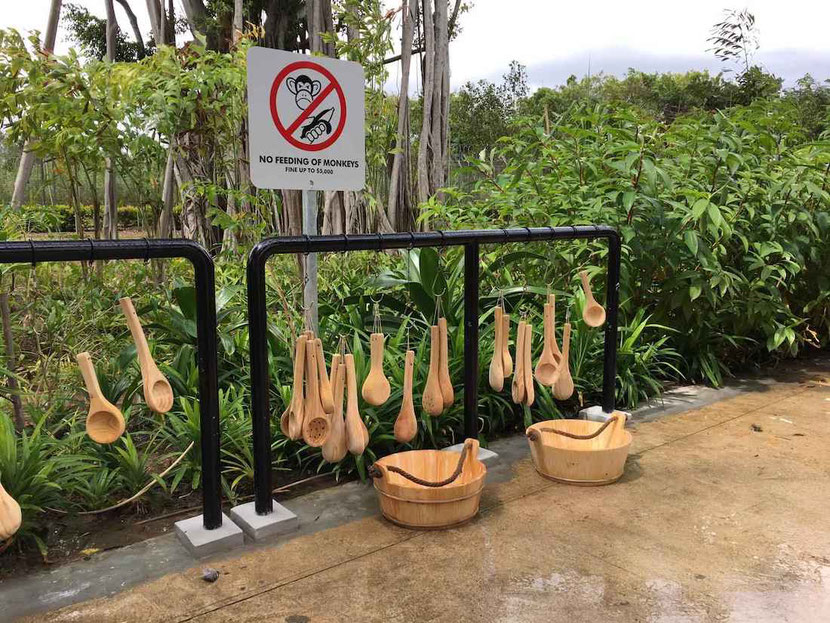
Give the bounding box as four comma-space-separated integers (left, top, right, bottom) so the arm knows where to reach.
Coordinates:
553, 322, 574, 400
344, 353, 369, 455
0, 481, 22, 541
119, 297, 174, 414
361, 333, 391, 406
322, 354, 348, 462
523, 322, 535, 407
438, 317, 454, 408
394, 349, 418, 443
423, 325, 444, 416
580, 270, 607, 327
286, 335, 307, 440
501, 312, 513, 377
315, 339, 335, 414
302, 339, 331, 447
511, 320, 527, 404
488, 306, 504, 391
535, 302, 560, 386
76, 352, 126, 444
548, 293, 563, 366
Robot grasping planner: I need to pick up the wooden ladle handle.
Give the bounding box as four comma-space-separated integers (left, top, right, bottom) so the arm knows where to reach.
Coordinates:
76, 352, 103, 399
119, 297, 153, 371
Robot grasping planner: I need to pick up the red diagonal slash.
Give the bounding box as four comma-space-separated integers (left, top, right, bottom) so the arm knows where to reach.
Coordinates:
285, 81, 336, 136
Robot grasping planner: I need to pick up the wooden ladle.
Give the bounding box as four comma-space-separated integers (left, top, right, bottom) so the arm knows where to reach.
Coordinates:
322, 354, 348, 462
553, 322, 574, 400
394, 349, 418, 443
501, 312, 513, 377
511, 320, 526, 404
286, 334, 307, 440
488, 306, 504, 391
119, 297, 174, 414
344, 353, 369, 455
77, 352, 126, 444
362, 333, 391, 406
548, 294, 563, 366
580, 270, 606, 328
423, 325, 444, 416
315, 339, 335, 414
302, 339, 330, 447
523, 322, 535, 407
438, 317, 454, 408
534, 302, 560, 386
0, 481, 22, 540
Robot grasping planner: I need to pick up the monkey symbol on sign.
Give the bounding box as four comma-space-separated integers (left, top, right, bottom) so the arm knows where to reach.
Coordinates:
270, 61, 347, 151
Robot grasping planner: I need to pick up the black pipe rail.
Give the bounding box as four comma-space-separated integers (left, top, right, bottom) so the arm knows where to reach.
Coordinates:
0, 239, 224, 529
247, 226, 621, 515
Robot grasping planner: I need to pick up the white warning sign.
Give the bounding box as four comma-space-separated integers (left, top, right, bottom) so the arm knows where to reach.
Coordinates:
247, 47, 365, 191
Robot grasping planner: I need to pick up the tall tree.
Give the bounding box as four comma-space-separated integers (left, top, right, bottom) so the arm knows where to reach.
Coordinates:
114, 0, 146, 58
387, 0, 414, 231
11, 0, 63, 210
103, 0, 118, 238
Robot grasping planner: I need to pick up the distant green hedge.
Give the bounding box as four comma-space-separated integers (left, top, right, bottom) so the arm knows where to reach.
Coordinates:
19, 204, 154, 232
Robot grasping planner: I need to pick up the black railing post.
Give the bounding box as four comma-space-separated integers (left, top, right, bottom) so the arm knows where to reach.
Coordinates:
463, 241, 480, 440
247, 244, 274, 515
601, 230, 622, 414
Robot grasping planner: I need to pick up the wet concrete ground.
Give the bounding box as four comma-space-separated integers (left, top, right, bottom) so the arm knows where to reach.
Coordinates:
19, 359, 830, 622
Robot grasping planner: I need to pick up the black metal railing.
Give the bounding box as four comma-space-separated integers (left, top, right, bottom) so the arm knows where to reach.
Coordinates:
0, 239, 224, 529
247, 226, 622, 515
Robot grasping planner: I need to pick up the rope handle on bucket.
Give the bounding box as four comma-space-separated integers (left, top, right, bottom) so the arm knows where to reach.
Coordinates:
368, 443, 470, 488
526, 416, 621, 442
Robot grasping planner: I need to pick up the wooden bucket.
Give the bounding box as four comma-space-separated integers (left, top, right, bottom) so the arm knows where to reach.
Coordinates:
370, 438, 487, 530
526, 414, 631, 486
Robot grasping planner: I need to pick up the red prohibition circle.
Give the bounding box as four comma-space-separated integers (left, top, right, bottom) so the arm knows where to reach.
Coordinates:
270, 61, 347, 152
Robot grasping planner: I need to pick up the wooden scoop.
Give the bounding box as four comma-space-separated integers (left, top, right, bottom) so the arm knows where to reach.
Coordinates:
302, 339, 330, 447
488, 307, 504, 391
423, 325, 444, 416
511, 320, 526, 404
580, 270, 606, 327
286, 334, 307, 440
394, 349, 418, 443
438, 317, 454, 408
523, 323, 535, 406
344, 354, 369, 455
119, 297, 174, 414
361, 333, 391, 406
0, 481, 22, 540
77, 352, 125, 444
322, 354, 348, 462
315, 339, 335, 414
553, 322, 574, 400
501, 313, 513, 377
548, 294, 563, 365
535, 302, 560, 386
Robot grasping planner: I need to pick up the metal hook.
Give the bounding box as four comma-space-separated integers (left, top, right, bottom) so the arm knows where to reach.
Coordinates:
28, 239, 36, 267
87, 238, 95, 265
438, 230, 447, 250
376, 234, 383, 252
524, 226, 533, 241
408, 231, 416, 249
143, 237, 151, 264
502, 228, 509, 243
341, 234, 348, 253
303, 234, 311, 256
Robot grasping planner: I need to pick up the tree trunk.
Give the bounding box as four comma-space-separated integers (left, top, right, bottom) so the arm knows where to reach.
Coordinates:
145, 0, 162, 43
11, 0, 62, 210
233, 0, 244, 44
387, 0, 414, 231
417, 0, 435, 205
114, 0, 146, 58
0, 293, 24, 433
430, 0, 449, 193
104, 0, 118, 238
158, 139, 176, 237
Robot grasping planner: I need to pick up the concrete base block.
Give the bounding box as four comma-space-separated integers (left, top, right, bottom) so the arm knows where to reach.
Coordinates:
579, 405, 631, 423
230, 500, 299, 541
174, 513, 244, 557
442, 442, 499, 466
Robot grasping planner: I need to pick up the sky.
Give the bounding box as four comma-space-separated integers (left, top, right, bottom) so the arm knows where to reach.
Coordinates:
4, 1, 829, 91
